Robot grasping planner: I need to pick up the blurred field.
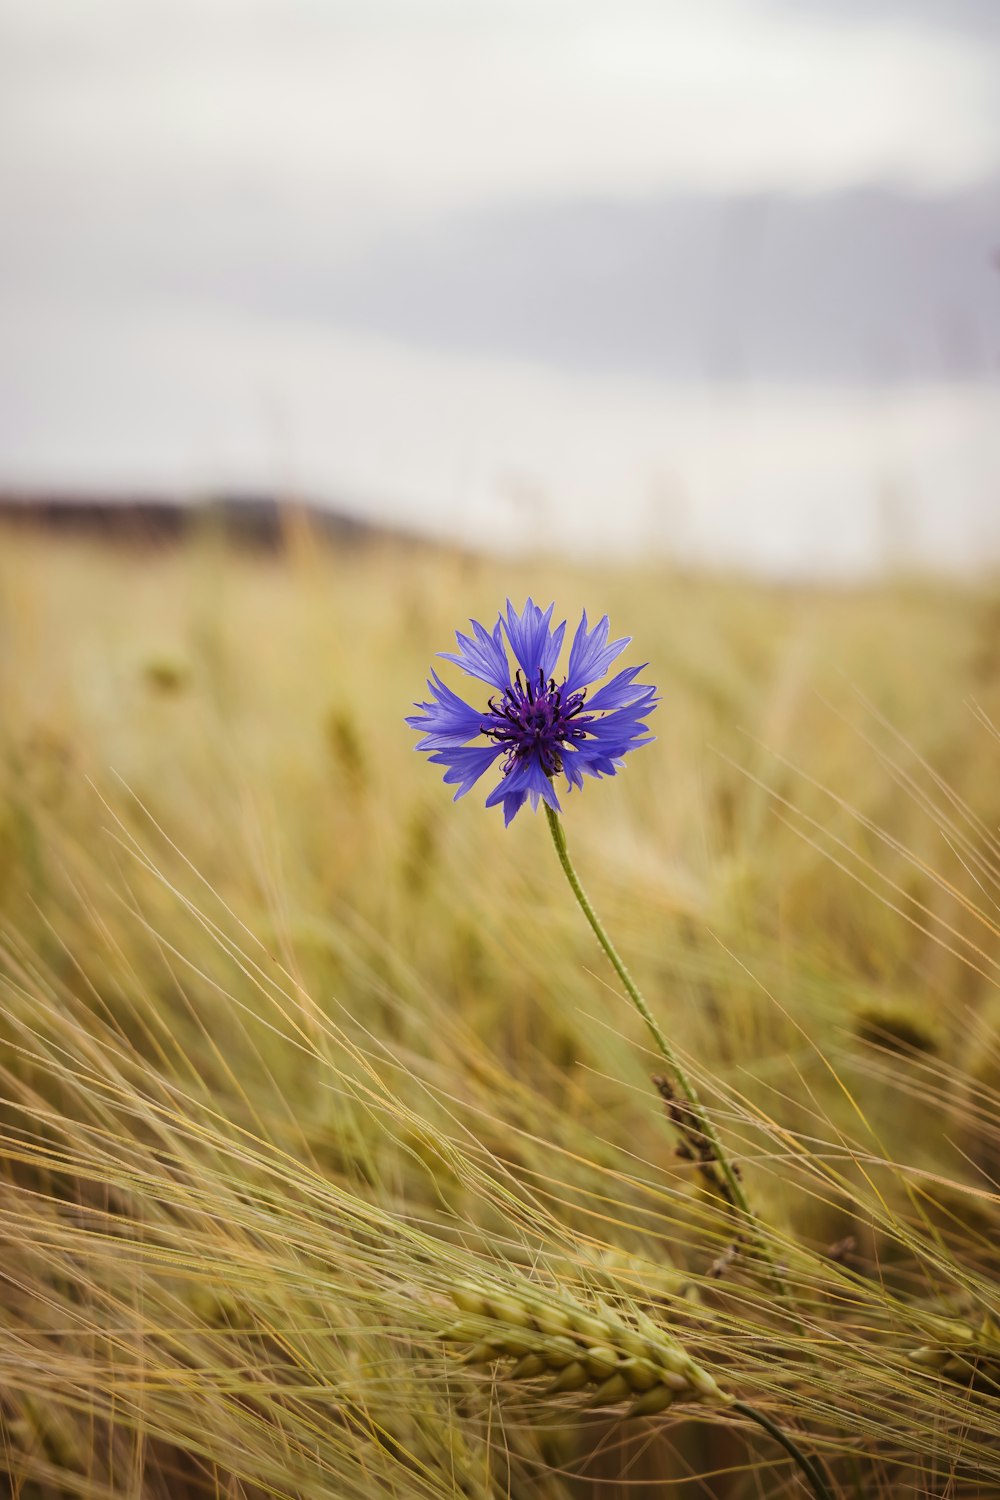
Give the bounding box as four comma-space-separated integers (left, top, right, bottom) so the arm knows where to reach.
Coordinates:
0, 525, 999, 1498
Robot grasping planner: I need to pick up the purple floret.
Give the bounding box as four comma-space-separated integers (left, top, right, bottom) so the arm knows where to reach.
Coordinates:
406, 599, 657, 824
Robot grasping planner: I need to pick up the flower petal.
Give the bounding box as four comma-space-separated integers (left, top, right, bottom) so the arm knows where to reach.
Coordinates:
484, 752, 561, 815
440, 616, 511, 690
405, 671, 485, 748
585, 664, 653, 712
503, 599, 566, 681
502, 790, 528, 825
580, 700, 657, 762
564, 611, 630, 693
427, 743, 504, 799
560, 744, 586, 790
570, 745, 621, 779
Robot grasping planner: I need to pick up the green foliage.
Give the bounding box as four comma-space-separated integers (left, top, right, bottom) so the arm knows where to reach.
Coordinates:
0, 529, 998, 1497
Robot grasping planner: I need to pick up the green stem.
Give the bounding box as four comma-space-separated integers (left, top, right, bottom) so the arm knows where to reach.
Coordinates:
544, 805, 789, 1298
732, 1402, 836, 1500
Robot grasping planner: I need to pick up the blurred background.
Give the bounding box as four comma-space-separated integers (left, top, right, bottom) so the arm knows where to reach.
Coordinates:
1, 0, 999, 576
3, 12, 1000, 1497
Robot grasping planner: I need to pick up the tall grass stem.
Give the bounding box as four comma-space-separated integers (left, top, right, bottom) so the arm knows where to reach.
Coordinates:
544, 805, 792, 1303
732, 1402, 836, 1500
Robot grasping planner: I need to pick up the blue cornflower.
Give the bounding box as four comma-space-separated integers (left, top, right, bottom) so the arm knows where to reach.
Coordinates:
407, 599, 657, 825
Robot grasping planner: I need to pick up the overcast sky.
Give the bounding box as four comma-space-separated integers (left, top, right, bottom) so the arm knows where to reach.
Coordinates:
3, 0, 999, 222
3, 0, 998, 304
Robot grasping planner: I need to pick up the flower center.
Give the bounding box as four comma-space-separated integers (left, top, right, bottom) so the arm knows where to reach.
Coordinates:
482, 669, 589, 776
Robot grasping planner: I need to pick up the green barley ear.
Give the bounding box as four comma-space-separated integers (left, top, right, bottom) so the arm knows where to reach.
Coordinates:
439, 1282, 834, 1499
440, 1278, 730, 1417
909, 1311, 1000, 1388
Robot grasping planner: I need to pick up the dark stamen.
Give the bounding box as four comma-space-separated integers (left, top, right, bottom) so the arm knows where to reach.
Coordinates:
481, 671, 590, 779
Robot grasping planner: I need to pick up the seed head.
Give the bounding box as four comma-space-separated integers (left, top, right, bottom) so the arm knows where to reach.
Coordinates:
439, 1278, 729, 1416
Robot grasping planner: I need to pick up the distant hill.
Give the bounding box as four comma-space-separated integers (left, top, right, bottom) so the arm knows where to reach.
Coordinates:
0, 494, 415, 550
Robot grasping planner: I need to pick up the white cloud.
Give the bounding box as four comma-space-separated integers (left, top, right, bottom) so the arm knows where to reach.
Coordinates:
2, 0, 997, 211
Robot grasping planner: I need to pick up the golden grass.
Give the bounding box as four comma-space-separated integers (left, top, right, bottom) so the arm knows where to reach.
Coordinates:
0, 526, 998, 1497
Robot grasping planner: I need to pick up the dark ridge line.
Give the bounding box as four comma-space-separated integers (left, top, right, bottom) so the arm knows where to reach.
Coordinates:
0, 492, 431, 552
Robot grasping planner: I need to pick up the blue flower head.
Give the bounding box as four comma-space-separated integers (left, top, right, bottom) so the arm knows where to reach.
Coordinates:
407, 600, 657, 825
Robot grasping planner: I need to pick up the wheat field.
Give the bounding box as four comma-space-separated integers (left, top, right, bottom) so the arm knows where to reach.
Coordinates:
0, 524, 998, 1498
